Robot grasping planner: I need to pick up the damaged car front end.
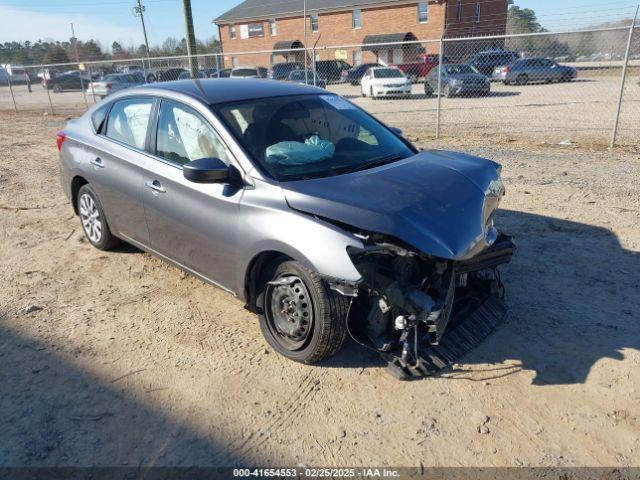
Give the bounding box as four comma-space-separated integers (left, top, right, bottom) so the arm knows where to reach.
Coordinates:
282, 150, 516, 379
343, 231, 515, 379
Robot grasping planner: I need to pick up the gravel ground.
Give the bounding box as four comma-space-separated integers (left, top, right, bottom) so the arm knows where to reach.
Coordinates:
0, 111, 639, 468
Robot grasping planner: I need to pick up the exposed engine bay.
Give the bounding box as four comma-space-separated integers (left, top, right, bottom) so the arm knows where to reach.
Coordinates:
336, 232, 516, 380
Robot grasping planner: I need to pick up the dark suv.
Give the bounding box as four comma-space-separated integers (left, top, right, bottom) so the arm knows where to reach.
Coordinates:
468, 50, 520, 77
269, 62, 304, 80
315, 60, 352, 83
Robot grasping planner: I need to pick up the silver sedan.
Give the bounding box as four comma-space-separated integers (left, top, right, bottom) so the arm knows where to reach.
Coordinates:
57, 79, 514, 377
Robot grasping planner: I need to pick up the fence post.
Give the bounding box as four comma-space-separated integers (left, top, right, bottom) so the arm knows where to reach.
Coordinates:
7, 73, 18, 112
436, 38, 444, 139
610, 5, 638, 148
42, 64, 54, 114
88, 64, 97, 104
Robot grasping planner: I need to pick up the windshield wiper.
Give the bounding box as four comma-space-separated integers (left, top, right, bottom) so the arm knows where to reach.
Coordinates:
331, 154, 405, 175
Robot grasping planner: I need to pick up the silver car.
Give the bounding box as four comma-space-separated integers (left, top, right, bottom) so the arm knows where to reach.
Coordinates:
57, 79, 515, 377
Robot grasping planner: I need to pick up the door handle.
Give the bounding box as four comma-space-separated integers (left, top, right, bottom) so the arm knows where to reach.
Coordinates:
90, 157, 104, 168
145, 180, 166, 194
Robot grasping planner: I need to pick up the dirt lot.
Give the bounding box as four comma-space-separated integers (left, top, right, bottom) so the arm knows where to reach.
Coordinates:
1, 111, 639, 469
2, 70, 639, 147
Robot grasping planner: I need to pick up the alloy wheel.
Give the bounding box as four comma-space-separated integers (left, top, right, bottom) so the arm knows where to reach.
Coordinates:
79, 193, 102, 244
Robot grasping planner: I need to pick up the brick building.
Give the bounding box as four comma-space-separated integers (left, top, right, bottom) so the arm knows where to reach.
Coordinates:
214, 0, 510, 69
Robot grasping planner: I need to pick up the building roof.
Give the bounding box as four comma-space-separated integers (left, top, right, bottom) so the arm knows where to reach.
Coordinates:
214, 0, 416, 24
147, 78, 324, 105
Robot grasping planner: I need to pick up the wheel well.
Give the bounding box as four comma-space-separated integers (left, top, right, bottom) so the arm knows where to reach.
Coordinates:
244, 251, 291, 313
70, 176, 88, 214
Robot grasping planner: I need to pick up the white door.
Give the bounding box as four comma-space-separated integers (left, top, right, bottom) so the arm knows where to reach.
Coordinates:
392, 48, 403, 64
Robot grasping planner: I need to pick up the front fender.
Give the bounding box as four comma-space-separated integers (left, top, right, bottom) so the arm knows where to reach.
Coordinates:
234, 186, 364, 298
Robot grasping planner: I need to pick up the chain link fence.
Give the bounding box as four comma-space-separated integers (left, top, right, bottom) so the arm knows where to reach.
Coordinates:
1, 25, 638, 147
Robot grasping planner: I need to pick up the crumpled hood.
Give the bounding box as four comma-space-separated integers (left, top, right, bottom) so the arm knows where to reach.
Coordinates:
281, 150, 503, 260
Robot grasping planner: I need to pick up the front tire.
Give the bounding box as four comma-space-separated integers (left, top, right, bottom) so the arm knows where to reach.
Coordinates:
258, 259, 348, 364
77, 184, 120, 250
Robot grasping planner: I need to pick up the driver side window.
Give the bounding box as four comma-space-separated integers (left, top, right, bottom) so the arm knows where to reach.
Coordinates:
155, 100, 229, 166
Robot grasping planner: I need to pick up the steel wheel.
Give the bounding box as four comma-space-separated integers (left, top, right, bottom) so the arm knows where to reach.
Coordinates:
265, 275, 314, 351
79, 193, 102, 244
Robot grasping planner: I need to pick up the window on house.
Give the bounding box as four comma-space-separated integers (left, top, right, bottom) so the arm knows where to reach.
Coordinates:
232, 57, 239, 68
269, 19, 277, 36
230, 24, 236, 39
418, 2, 428, 23
475, 3, 481, 22
310, 13, 319, 32
352, 9, 362, 29
456, 0, 462, 20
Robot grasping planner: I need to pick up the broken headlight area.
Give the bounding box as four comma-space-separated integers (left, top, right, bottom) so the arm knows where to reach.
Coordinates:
343, 232, 516, 380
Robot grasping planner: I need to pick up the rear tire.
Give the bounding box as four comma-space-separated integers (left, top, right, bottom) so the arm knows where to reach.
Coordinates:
76, 184, 120, 251
258, 259, 348, 364
516, 74, 529, 86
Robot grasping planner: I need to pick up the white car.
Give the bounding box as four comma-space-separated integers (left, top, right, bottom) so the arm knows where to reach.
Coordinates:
361, 67, 412, 99
88, 73, 145, 99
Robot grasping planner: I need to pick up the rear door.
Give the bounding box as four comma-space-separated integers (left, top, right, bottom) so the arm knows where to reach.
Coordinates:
141, 98, 242, 289
89, 96, 155, 243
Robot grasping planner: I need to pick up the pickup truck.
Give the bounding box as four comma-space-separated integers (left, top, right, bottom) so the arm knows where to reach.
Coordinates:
395, 54, 450, 80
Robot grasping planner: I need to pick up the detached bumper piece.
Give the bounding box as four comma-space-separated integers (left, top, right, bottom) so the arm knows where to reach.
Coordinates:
383, 295, 508, 380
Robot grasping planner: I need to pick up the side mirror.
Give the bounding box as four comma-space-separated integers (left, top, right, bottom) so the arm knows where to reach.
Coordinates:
183, 157, 229, 183
389, 126, 403, 137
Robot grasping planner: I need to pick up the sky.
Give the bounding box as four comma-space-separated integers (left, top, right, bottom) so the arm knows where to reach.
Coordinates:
0, 0, 638, 50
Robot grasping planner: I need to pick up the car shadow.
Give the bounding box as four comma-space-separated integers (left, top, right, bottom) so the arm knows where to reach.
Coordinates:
0, 318, 252, 469
324, 209, 640, 385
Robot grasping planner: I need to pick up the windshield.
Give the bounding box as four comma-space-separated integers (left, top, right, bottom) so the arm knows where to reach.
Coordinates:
445, 64, 478, 75
373, 68, 404, 79
215, 94, 415, 181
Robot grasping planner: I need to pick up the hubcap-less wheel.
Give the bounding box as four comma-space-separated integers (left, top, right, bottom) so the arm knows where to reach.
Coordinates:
79, 193, 102, 244
266, 275, 313, 351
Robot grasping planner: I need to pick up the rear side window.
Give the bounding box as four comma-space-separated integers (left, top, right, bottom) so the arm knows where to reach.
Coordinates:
155, 100, 229, 166
91, 103, 111, 132
105, 98, 154, 149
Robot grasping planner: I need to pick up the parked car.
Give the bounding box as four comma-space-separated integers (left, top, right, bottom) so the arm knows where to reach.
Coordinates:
157, 68, 188, 82
42, 71, 91, 92
395, 54, 450, 80
177, 68, 223, 80
315, 59, 351, 83
216, 68, 232, 78
492, 58, 577, 85
268, 62, 304, 80
468, 50, 520, 77
89, 73, 145, 98
287, 69, 327, 89
231, 67, 268, 78
56, 78, 514, 372
117, 65, 159, 83
424, 64, 490, 97
361, 66, 412, 98
342, 63, 380, 85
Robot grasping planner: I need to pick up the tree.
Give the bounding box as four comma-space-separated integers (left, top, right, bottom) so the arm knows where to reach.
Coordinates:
43, 45, 70, 64
507, 6, 544, 34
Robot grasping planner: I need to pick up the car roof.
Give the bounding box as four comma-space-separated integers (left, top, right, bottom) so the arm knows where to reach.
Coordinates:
370, 66, 400, 70
145, 78, 325, 105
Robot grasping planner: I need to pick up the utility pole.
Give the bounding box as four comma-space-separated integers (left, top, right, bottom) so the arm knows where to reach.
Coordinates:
181, 0, 199, 78
133, 0, 151, 72
70, 23, 88, 108
303, 0, 308, 83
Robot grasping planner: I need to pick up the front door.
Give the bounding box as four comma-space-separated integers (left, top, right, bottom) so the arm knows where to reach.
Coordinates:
142, 99, 242, 290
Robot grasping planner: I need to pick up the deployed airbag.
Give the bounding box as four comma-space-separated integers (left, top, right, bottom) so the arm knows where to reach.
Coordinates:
265, 134, 335, 165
